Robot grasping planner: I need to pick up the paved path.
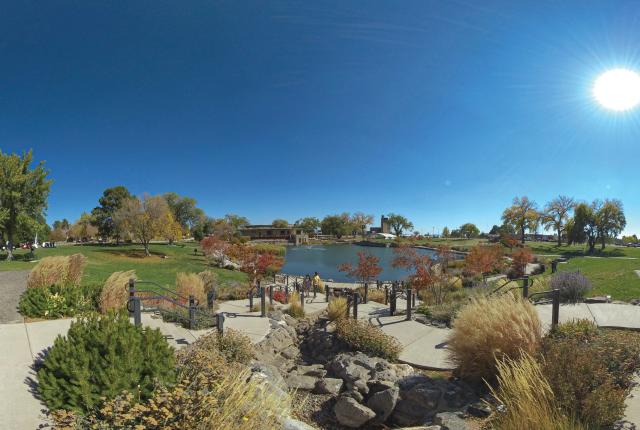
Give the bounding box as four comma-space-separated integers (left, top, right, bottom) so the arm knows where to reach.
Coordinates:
0, 270, 29, 323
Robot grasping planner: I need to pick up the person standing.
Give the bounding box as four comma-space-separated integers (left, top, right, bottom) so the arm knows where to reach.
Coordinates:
312, 272, 321, 293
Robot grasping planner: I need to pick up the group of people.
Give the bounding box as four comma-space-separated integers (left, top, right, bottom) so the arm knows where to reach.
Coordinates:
297, 272, 322, 294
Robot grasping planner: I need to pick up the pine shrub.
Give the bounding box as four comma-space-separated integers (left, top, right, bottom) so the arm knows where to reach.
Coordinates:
335, 318, 402, 360
37, 312, 175, 412
19, 283, 100, 319
447, 294, 542, 383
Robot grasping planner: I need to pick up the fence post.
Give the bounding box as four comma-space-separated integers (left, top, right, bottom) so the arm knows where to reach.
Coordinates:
551, 288, 560, 329
390, 283, 396, 316
260, 282, 266, 317
207, 290, 215, 310
133, 296, 141, 327
522, 275, 529, 299
217, 312, 225, 334
300, 289, 305, 310
188, 295, 196, 329
346, 295, 352, 318
325, 285, 330, 302
412, 290, 417, 307
128, 279, 135, 319
406, 287, 412, 320
364, 283, 369, 304
249, 288, 254, 310
384, 285, 389, 305
353, 292, 359, 319
551, 260, 558, 274
285, 285, 289, 304
269, 285, 273, 306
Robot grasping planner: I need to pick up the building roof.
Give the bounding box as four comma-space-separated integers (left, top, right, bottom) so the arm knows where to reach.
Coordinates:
239, 225, 296, 230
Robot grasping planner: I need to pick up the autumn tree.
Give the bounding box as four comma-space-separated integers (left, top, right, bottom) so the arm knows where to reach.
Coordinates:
595, 199, 626, 250
69, 213, 99, 242
163, 212, 183, 245
392, 246, 458, 305
442, 227, 450, 238
458, 223, 480, 239
338, 251, 383, 285
502, 196, 540, 243
465, 244, 504, 278
114, 195, 172, 256
321, 213, 351, 238
294, 217, 321, 234
542, 195, 574, 247
50, 219, 70, 242
201, 236, 231, 267
163, 192, 200, 232
350, 212, 374, 238
227, 244, 284, 288
272, 219, 289, 228
510, 247, 533, 278
387, 213, 413, 237
91, 186, 132, 242
0, 150, 52, 260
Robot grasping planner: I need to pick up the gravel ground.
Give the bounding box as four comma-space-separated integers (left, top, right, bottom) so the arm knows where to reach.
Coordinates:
292, 391, 343, 430
0, 270, 29, 323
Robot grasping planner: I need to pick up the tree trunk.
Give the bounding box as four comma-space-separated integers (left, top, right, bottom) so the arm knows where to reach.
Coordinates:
601, 235, 606, 250
144, 242, 150, 257
557, 228, 562, 247
520, 227, 526, 244
6, 228, 14, 261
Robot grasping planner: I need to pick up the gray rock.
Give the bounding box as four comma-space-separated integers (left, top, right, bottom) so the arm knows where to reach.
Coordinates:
281, 417, 318, 430
286, 374, 319, 391
314, 378, 343, 395
434, 412, 468, 430
366, 386, 399, 423
404, 384, 442, 410
282, 345, 300, 360
249, 362, 291, 411
344, 387, 365, 403
367, 379, 396, 394
334, 396, 376, 428
467, 402, 491, 418
296, 364, 327, 378
283, 314, 298, 326
394, 427, 442, 430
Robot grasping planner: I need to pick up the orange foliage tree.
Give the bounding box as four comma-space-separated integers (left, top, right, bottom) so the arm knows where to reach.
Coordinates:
465, 244, 504, 279
510, 247, 533, 278
227, 244, 284, 288
338, 251, 383, 285
200, 236, 231, 266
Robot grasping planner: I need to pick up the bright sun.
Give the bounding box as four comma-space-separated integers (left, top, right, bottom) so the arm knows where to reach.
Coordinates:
593, 68, 640, 111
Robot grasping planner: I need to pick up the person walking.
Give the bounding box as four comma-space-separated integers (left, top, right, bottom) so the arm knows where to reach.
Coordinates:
303, 274, 312, 295
312, 272, 321, 294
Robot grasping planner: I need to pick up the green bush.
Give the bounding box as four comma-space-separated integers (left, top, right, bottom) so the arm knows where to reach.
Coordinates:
541, 320, 640, 427
335, 318, 402, 361
37, 312, 175, 412
19, 284, 101, 319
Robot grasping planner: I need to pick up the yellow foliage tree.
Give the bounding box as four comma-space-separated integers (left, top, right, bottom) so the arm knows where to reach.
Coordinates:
114, 194, 172, 256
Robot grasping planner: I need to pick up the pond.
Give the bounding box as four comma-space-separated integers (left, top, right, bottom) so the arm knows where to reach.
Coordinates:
280, 244, 441, 282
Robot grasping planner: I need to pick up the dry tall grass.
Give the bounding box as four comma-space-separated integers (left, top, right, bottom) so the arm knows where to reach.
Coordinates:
99, 270, 136, 313
490, 354, 586, 430
366, 288, 386, 304
286, 292, 305, 318
27, 254, 87, 289
327, 297, 348, 321
66, 254, 87, 286
447, 293, 542, 383
176, 272, 207, 305
198, 270, 219, 293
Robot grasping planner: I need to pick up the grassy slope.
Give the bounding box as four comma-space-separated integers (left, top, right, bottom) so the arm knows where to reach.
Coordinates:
0, 242, 247, 289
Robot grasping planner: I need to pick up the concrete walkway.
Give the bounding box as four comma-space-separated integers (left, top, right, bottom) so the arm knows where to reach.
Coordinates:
0, 270, 29, 323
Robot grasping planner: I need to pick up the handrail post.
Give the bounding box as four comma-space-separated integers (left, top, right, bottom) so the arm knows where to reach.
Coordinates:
260, 281, 266, 317
551, 288, 560, 329
300, 288, 304, 310
364, 283, 368, 304
406, 287, 412, 320
522, 275, 529, 299
188, 295, 195, 329
551, 260, 558, 274
217, 312, 225, 334
353, 292, 359, 319
384, 285, 389, 305
390, 282, 396, 316
269, 284, 273, 306
128, 279, 136, 319
133, 296, 141, 327
412, 290, 417, 307
346, 295, 352, 318
285, 285, 289, 304
325, 284, 330, 303
249, 287, 254, 310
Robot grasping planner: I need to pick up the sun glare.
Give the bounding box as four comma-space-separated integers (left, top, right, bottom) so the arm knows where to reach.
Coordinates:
593, 68, 640, 111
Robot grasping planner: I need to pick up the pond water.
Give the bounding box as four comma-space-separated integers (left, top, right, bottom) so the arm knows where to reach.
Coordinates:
280, 244, 439, 282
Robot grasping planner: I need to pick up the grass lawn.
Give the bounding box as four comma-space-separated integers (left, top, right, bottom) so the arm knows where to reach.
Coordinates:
0, 242, 247, 289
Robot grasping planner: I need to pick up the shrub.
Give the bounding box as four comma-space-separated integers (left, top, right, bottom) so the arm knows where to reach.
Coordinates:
286, 292, 305, 318
366, 288, 386, 304
447, 294, 542, 383
37, 312, 175, 412
335, 318, 402, 361
509, 247, 533, 279
176, 272, 206, 305
19, 283, 101, 319
417, 301, 462, 327
327, 297, 348, 321
550, 271, 592, 303
489, 354, 586, 430
99, 270, 136, 313
272, 289, 286, 304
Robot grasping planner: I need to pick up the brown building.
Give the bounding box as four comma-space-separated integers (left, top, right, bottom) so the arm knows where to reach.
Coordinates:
238, 225, 308, 245
369, 215, 391, 235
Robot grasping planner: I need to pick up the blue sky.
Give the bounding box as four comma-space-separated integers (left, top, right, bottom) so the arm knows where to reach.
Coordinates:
2, 1, 640, 234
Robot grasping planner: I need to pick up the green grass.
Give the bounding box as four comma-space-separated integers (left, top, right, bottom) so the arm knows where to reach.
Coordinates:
0, 242, 247, 290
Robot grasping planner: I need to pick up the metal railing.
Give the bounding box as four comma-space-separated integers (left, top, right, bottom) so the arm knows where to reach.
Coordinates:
127, 279, 224, 333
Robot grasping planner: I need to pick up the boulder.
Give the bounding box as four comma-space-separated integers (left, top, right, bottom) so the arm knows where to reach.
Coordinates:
314, 378, 343, 395
296, 364, 327, 378
366, 386, 399, 423
281, 417, 318, 430
249, 362, 291, 412
286, 374, 319, 391
467, 402, 491, 418
391, 381, 442, 426
334, 396, 376, 428
282, 345, 300, 360
434, 412, 467, 430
